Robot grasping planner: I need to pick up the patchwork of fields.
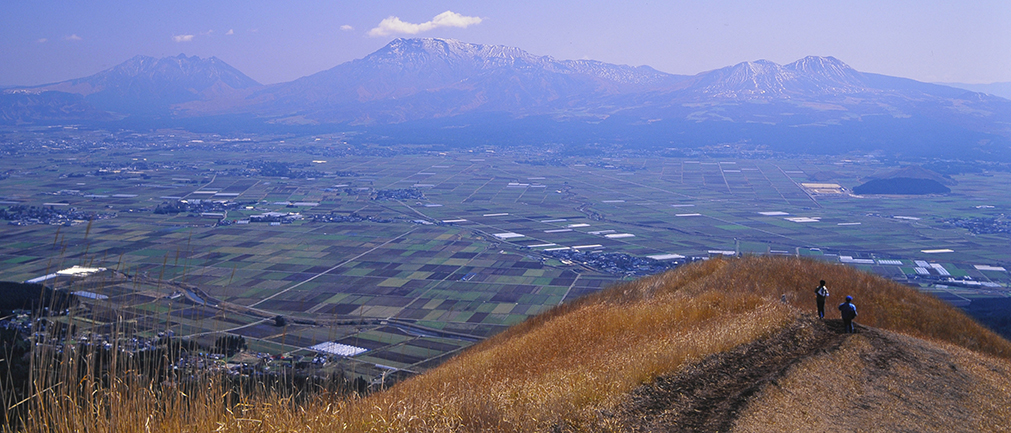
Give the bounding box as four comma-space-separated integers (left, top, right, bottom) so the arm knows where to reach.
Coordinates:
2, 136, 1009, 377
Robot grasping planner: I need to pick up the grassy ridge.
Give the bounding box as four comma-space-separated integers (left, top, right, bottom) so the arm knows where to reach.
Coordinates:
734, 327, 1011, 431
719, 255, 1011, 359
335, 255, 1010, 431
7, 256, 1010, 432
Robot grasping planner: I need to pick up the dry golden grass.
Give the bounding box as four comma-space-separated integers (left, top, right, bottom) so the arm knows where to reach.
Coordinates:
338, 289, 792, 431
9, 332, 233, 433
717, 255, 1011, 359
6, 255, 1010, 432
733, 329, 1011, 432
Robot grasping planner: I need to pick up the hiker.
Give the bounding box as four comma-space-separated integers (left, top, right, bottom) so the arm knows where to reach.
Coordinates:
814, 280, 829, 318
839, 295, 858, 333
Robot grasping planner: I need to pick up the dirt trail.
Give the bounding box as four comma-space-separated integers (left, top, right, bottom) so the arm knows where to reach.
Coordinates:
612, 316, 851, 432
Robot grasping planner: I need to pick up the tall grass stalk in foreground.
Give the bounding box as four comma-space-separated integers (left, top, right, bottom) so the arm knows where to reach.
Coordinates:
5, 314, 342, 433
5, 256, 1010, 432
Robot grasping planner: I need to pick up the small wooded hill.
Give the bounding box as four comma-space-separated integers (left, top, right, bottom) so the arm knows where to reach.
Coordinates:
852, 177, 951, 195
330, 255, 1011, 432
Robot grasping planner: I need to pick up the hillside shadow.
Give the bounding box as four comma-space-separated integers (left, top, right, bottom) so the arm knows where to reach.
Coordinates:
612, 315, 849, 432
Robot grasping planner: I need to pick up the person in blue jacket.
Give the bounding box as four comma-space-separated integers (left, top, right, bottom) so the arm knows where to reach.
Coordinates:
838, 295, 857, 333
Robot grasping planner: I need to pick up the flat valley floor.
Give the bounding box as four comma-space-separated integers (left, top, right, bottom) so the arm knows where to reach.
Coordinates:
2, 133, 1009, 377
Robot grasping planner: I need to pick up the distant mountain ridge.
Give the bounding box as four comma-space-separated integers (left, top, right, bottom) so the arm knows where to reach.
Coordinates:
15, 54, 259, 114
679, 56, 866, 98
3, 38, 1011, 160
939, 81, 1011, 100
354, 38, 681, 88
233, 38, 690, 123
0, 90, 115, 124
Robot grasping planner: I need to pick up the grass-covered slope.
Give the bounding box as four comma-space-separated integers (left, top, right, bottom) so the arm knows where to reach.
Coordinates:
9, 256, 1011, 432
291, 256, 1011, 431
733, 324, 1011, 432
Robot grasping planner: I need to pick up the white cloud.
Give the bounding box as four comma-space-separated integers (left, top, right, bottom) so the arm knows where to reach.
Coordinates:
37, 38, 47, 43
226, 29, 234, 35
367, 10, 482, 37
340, 24, 354, 32
65, 34, 82, 41
173, 34, 195, 42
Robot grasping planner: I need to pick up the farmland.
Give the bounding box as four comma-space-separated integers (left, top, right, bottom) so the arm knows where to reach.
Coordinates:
2, 128, 1010, 379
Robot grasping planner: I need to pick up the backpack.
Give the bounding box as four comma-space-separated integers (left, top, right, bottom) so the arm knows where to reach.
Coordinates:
816, 286, 829, 297
839, 302, 856, 319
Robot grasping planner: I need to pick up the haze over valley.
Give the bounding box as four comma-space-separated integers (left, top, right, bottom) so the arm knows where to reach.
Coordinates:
2, 3, 1010, 432
5, 38, 1011, 161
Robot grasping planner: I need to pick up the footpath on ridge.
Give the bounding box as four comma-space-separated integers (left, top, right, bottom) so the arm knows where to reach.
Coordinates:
610, 316, 853, 432
607, 312, 999, 432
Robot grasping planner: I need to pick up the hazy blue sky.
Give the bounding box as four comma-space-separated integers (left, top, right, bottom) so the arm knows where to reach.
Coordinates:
3, 1, 1009, 86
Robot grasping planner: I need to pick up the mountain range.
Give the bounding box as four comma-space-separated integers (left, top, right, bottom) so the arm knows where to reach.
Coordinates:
4, 38, 1011, 160
940, 81, 1011, 100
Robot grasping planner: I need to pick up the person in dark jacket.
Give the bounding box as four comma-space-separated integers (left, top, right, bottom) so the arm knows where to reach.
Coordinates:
838, 295, 857, 333
814, 280, 829, 318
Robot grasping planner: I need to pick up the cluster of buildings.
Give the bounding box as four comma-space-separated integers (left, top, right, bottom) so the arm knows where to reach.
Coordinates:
942, 216, 1011, 235
1, 204, 115, 226
372, 188, 426, 201
543, 249, 692, 277
309, 211, 399, 224
248, 211, 303, 224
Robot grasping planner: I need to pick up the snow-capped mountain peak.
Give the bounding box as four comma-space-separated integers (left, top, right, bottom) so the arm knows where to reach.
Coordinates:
366, 38, 547, 70
691, 56, 868, 98
784, 56, 864, 87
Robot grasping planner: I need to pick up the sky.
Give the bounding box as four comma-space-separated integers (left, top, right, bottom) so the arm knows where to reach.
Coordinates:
2, 0, 1009, 87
